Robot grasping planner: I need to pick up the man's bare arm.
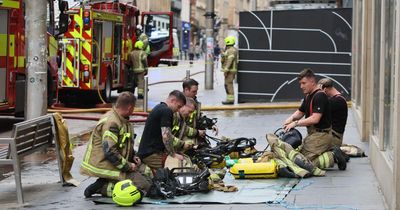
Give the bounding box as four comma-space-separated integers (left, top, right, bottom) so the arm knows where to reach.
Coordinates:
161, 126, 176, 155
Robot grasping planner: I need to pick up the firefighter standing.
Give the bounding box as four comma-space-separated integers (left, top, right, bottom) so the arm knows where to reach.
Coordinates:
80, 92, 152, 197
136, 25, 150, 54
221, 36, 238, 105
130, 41, 148, 99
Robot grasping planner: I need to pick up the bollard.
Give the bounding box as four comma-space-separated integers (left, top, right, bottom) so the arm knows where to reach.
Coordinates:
144, 76, 148, 112
186, 70, 190, 79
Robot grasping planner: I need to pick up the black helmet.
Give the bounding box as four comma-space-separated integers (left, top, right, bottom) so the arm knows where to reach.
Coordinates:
274, 128, 303, 149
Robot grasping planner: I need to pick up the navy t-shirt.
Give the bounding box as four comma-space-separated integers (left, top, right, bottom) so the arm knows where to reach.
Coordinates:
137, 102, 173, 159
299, 89, 331, 129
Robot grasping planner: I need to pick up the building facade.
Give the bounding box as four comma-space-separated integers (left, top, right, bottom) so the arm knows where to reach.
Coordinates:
352, 0, 400, 209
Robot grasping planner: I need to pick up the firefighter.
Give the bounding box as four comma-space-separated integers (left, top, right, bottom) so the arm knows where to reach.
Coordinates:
130, 41, 148, 99
136, 24, 150, 54
80, 92, 152, 198
318, 78, 348, 147
172, 97, 197, 152
283, 69, 347, 170
181, 79, 205, 145
221, 36, 238, 105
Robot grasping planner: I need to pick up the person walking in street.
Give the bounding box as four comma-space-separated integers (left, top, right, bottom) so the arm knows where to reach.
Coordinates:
221, 36, 238, 105
129, 40, 148, 99
188, 42, 195, 64
137, 90, 187, 171
195, 43, 201, 60
283, 69, 347, 170
81, 92, 152, 198
318, 78, 348, 147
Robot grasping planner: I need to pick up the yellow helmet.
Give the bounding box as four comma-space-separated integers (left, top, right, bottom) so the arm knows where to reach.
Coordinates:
224, 36, 235, 46
134, 40, 144, 50
112, 180, 142, 206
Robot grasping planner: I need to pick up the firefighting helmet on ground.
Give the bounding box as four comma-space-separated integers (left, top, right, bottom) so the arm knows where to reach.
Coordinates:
112, 180, 142, 206
134, 40, 144, 50
224, 36, 235, 46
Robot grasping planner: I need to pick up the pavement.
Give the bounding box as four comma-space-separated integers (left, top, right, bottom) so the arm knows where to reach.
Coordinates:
0, 59, 388, 209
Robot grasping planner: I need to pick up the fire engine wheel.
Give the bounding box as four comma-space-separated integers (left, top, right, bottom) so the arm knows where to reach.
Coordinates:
102, 73, 112, 103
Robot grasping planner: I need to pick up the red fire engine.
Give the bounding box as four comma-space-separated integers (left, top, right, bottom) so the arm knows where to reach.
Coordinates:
58, 1, 174, 104
0, 0, 59, 115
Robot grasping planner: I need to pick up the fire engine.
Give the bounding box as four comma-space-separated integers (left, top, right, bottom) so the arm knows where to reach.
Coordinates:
58, 1, 174, 104
0, 0, 59, 115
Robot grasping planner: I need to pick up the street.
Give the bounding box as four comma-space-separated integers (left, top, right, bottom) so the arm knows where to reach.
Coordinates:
0, 60, 386, 209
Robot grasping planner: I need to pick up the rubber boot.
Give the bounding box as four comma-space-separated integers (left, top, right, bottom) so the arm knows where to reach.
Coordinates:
84, 178, 107, 198
332, 146, 347, 170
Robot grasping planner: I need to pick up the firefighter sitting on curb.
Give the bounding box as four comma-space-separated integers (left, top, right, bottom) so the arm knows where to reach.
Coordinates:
283, 68, 347, 170
81, 92, 152, 198
221, 36, 238, 105
129, 40, 148, 99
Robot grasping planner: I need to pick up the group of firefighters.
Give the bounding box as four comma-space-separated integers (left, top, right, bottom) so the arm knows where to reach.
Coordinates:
79, 34, 349, 206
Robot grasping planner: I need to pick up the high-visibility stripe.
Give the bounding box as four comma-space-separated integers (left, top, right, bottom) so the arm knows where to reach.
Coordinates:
103, 130, 118, 143
97, 117, 108, 125
105, 37, 112, 54
318, 155, 325, 168
116, 158, 127, 170
84, 137, 94, 163
17, 56, 24, 68
0, 34, 7, 56
49, 36, 58, 57
106, 182, 114, 197
323, 152, 330, 168
2, 0, 20, 9
93, 11, 123, 22
81, 161, 120, 178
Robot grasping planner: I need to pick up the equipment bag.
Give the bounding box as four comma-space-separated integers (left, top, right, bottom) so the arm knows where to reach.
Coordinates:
229, 159, 278, 179
171, 167, 210, 193
274, 128, 303, 150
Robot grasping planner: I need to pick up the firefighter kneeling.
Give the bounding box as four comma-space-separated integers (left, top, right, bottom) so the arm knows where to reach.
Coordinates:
80, 92, 152, 198
129, 41, 148, 99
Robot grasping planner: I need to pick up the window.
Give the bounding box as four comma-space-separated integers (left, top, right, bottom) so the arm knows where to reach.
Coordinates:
355, 0, 363, 106
372, 0, 381, 136
382, 0, 396, 159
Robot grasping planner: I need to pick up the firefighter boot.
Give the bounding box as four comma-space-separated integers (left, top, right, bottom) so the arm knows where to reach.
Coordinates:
277, 167, 298, 178
84, 178, 107, 198
332, 146, 347, 170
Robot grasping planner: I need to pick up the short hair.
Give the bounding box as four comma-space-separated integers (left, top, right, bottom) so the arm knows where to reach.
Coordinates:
182, 79, 199, 90
168, 90, 187, 104
116, 91, 136, 108
318, 78, 334, 89
185, 97, 196, 106
298, 68, 316, 81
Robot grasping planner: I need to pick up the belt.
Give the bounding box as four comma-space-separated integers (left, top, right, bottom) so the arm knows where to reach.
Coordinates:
315, 128, 330, 133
